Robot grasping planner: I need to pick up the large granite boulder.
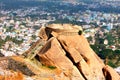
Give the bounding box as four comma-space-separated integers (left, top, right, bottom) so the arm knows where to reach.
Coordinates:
38, 37, 85, 80
37, 24, 120, 80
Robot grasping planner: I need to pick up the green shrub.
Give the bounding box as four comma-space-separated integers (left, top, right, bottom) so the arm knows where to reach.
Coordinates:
48, 66, 56, 69
108, 61, 117, 68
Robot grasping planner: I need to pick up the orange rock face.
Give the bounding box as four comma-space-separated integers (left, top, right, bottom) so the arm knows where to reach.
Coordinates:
37, 24, 120, 80
0, 71, 24, 80
38, 37, 85, 80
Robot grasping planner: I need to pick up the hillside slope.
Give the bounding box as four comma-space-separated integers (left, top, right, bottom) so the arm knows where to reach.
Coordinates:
0, 24, 119, 80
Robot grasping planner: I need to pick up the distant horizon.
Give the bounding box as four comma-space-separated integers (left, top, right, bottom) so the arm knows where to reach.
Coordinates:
0, 0, 120, 13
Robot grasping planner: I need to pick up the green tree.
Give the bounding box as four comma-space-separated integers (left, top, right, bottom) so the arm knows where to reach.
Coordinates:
105, 33, 115, 45
100, 49, 113, 59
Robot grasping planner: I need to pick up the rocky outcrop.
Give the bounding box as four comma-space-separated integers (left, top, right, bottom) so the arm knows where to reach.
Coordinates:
38, 37, 85, 80
0, 69, 24, 80
0, 24, 119, 80
37, 24, 120, 80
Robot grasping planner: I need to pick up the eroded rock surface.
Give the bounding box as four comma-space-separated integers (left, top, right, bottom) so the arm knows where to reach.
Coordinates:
37, 24, 120, 80
0, 24, 119, 80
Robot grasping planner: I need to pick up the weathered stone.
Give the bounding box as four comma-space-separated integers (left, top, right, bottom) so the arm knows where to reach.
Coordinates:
57, 34, 105, 80
39, 26, 51, 40
38, 37, 69, 68
77, 59, 95, 80
103, 65, 120, 80
38, 37, 85, 80
36, 24, 120, 80
71, 66, 85, 80
0, 69, 24, 80
64, 47, 82, 63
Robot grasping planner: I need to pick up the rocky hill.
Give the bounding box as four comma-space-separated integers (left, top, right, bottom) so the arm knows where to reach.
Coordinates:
0, 24, 119, 80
